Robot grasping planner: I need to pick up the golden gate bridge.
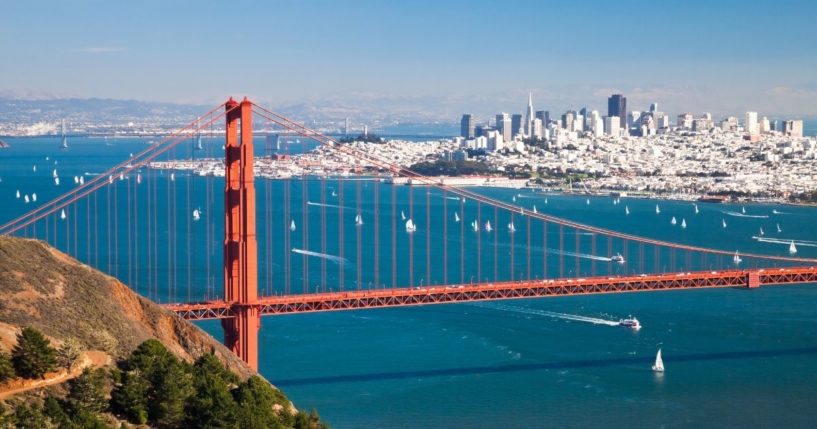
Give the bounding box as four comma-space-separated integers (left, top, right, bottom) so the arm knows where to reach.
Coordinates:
2, 97, 815, 371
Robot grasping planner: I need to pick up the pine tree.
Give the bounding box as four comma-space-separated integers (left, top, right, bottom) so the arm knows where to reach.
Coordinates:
111, 368, 150, 424
43, 397, 79, 429
67, 368, 109, 414
11, 327, 57, 379
234, 376, 285, 429
184, 354, 239, 429
150, 360, 194, 427
0, 351, 14, 382
12, 402, 48, 429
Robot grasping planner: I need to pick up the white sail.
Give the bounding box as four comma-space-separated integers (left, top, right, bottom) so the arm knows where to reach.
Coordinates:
54, 177, 60, 186
405, 219, 417, 233
32, 165, 37, 172
136, 174, 142, 184
586, 198, 590, 205
671, 216, 677, 225
694, 204, 699, 214
544, 198, 548, 204
60, 209, 66, 220
776, 223, 782, 233
508, 222, 516, 233
24, 194, 30, 203
59, 120, 68, 149
759, 227, 764, 236
331, 190, 337, 197
53, 169, 58, 178
471, 220, 478, 232
484, 220, 492, 232
79, 176, 84, 185
401, 210, 406, 221
192, 209, 201, 221
533, 205, 537, 214
31, 193, 37, 202
722, 218, 727, 228
733, 251, 742, 264
512, 196, 516, 202
652, 349, 664, 372
15, 190, 20, 199
290, 220, 296, 232
454, 212, 460, 223
355, 214, 363, 226
655, 204, 660, 214
108, 175, 113, 184
73, 176, 79, 184
789, 241, 798, 255
170, 173, 175, 182
119, 173, 124, 181
742, 206, 746, 214
625, 206, 630, 215
680, 218, 686, 229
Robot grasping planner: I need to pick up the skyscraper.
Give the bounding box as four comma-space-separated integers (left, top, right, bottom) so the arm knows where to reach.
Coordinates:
511, 114, 523, 137
524, 92, 534, 137
608, 94, 627, 129
535, 110, 549, 126
496, 113, 511, 142
745, 112, 758, 136
460, 114, 475, 139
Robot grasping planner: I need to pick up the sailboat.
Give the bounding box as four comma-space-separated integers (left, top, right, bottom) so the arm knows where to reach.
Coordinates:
401, 210, 406, 221
759, 227, 764, 236
137, 174, 142, 185
652, 349, 664, 373
733, 251, 742, 264
23, 194, 30, 204
405, 219, 417, 233
544, 198, 548, 204
680, 218, 686, 229
290, 220, 296, 232
192, 209, 201, 222
170, 173, 175, 182
195, 134, 204, 150
54, 177, 60, 186
73, 176, 79, 184
471, 220, 479, 232
32, 165, 37, 172
331, 189, 337, 197
625, 206, 630, 215
59, 120, 68, 150
533, 205, 538, 214
694, 204, 699, 214
776, 223, 782, 233
31, 193, 37, 202
355, 214, 363, 226
586, 198, 590, 205
60, 209, 67, 220
789, 241, 798, 255
655, 204, 660, 214
53, 168, 58, 178
79, 176, 84, 185
15, 190, 20, 199
454, 212, 460, 223
671, 216, 677, 225
512, 195, 517, 203
484, 220, 492, 233
722, 218, 727, 228
508, 222, 516, 233
741, 206, 746, 214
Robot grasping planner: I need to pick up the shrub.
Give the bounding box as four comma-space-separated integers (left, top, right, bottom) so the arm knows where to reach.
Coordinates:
0, 351, 14, 382
57, 338, 84, 369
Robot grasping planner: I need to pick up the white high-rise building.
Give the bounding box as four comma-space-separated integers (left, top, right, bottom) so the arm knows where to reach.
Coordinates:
496, 113, 511, 142
524, 92, 534, 137
532, 118, 543, 139
590, 110, 603, 137
487, 130, 504, 151
604, 116, 620, 137
745, 111, 759, 136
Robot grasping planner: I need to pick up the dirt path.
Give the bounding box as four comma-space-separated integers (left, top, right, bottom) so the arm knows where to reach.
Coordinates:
0, 350, 110, 400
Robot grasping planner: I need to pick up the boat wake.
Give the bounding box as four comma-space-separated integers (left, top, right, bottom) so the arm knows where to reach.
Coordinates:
291, 248, 349, 265
752, 237, 817, 247
307, 201, 349, 209
721, 210, 769, 219
473, 302, 620, 326
551, 249, 612, 262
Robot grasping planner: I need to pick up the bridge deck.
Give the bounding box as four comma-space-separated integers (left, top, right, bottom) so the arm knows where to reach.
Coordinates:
165, 266, 817, 320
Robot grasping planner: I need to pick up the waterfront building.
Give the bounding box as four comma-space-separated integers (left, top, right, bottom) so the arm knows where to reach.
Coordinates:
460, 114, 475, 139
608, 94, 627, 128
496, 113, 511, 142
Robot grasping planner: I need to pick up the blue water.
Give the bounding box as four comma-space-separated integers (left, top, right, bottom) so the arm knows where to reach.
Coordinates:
2, 137, 817, 428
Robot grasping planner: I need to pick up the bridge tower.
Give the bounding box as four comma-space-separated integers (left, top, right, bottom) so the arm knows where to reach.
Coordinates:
222, 97, 260, 371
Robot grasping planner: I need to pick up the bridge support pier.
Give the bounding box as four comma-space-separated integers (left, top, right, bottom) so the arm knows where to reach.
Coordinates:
747, 271, 760, 288
221, 97, 260, 371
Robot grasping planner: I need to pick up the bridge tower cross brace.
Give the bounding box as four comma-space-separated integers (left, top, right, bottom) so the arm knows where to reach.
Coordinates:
221, 97, 260, 371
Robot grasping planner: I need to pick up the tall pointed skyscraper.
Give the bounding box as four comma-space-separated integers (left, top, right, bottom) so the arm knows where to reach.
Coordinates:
524, 92, 534, 137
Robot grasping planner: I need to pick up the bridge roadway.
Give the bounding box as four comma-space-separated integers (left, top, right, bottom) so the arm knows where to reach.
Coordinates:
164, 266, 817, 320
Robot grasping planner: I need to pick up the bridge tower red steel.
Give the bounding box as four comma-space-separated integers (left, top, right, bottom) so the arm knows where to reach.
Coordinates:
221, 97, 259, 371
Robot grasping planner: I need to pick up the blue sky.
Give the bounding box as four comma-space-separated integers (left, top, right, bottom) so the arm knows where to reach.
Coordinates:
2, 0, 816, 117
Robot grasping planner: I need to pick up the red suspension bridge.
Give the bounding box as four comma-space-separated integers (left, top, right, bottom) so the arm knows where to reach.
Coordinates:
2, 97, 816, 371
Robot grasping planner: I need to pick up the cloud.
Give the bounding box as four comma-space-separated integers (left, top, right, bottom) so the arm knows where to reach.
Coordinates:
78, 47, 125, 54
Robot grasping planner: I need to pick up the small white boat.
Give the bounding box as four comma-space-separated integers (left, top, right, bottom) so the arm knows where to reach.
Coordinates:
680, 219, 686, 229
331, 190, 337, 197
401, 210, 406, 221
136, 174, 142, 184
54, 177, 60, 186
512, 195, 517, 202
789, 241, 798, 255
32, 165, 37, 172
405, 219, 417, 233
52, 169, 58, 178
290, 220, 296, 232
31, 193, 37, 202
625, 206, 630, 215
671, 216, 677, 225
772, 209, 781, 214
454, 212, 460, 223
108, 176, 113, 184
759, 227, 764, 236
776, 223, 782, 233
73, 176, 79, 184
60, 209, 67, 220
192, 209, 201, 222
694, 204, 699, 214
355, 213, 363, 226
742, 206, 746, 214
722, 218, 727, 228
170, 173, 175, 182
618, 317, 640, 329
471, 220, 479, 232
733, 251, 742, 264
586, 198, 590, 205
533, 205, 538, 214
544, 198, 548, 204
24, 194, 30, 204
79, 176, 84, 185
508, 222, 516, 233
655, 204, 660, 214
652, 349, 664, 372
484, 220, 492, 233
15, 190, 20, 199
611, 253, 626, 264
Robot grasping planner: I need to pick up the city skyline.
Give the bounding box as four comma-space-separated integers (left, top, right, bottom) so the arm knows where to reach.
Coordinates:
1, 0, 816, 118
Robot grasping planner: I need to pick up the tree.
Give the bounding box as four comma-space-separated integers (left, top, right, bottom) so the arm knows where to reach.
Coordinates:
57, 338, 83, 369
11, 327, 57, 379
184, 354, 239, 429
150, 360, 194, 428
0, 351, 14, 382
12, 402, 48, 429
111, 368, 150, 424
0, 402, 9, 429
234, 376, 286, 429
67, 368, 109, 414
43, 396, 79, 429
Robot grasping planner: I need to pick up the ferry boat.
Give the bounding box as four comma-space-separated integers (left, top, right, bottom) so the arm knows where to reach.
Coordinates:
618, 317, 640, 330
611, 253, 626, 264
